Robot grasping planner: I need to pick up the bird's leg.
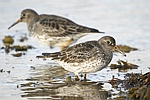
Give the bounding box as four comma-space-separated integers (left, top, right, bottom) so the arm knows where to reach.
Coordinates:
84, 73, 87, 81
61, 46, 67, 50
75, 75, 80, 81
61, 38, 73, 50
84, 73, 86, 79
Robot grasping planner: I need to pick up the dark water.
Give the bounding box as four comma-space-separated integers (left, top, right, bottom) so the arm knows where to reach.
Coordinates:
0, 0, 150, 100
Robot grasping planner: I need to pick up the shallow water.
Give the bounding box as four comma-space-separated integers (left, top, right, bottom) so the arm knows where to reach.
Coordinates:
0, 0, 150, 100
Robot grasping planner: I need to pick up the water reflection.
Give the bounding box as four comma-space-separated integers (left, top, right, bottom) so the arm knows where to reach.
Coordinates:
20, 65, 109, 100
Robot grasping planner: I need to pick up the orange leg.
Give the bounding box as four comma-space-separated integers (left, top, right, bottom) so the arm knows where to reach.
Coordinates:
84, 73, 86, 80
61, 38, 73, 50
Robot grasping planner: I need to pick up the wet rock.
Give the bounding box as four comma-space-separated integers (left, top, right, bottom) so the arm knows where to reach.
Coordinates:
2, 36, 15, 53
36, 55, 47, 60
116, 45, 138, 53
11, 45, 35, 51
110, 60, 139, 72
36, 55, 46, 59
2, 36, 14, 46
12, 53, 22, 57
125, 72, 150, 88
3, 45, 35, 54
12, 45, 28, 51
128, 85, 150, 100
124, 72, 150, 100
108, 72, 150, 100
2, 35, 35, 54
65, 76, 73, 86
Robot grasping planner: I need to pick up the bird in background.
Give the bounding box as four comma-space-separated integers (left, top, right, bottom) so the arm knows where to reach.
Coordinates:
8, 9, 104, 50
42, 36, 126, 81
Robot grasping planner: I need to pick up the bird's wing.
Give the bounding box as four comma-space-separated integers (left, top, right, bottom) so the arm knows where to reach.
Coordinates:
38, 15, 100, 37
43, 41, 103, 63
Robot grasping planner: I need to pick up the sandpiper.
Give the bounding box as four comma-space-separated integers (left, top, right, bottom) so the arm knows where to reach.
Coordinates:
42, 36, 126, 80
8, 9, 104, 50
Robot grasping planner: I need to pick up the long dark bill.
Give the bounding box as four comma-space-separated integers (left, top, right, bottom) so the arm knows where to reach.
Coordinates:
8, 19, 22, 29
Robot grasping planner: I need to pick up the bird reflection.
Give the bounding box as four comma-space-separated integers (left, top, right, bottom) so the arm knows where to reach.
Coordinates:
20, 64, 110, 100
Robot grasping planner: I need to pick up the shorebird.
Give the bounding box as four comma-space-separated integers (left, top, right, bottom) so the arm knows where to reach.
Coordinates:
8, 9, 104, 50
42, 36, 126, 80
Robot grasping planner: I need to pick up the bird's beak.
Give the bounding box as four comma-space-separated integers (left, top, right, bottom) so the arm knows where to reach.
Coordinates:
113, 46, 126, 57
8, 18, 22, 29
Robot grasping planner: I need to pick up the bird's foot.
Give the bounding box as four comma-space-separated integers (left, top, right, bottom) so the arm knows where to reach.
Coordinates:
80, 74, 87, 81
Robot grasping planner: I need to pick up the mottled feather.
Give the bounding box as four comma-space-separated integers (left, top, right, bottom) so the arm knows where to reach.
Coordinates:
42, 41, 104, 63
38, 15, 102, 37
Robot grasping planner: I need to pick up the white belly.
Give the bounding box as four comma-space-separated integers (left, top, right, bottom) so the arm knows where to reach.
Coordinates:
33, 34, 72, 46
56, 59, 107, 75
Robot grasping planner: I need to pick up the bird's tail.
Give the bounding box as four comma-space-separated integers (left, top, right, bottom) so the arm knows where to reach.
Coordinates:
78, 26, 105, 33
42, 53, 51, 58
88, 27, 105, 33
42, 52, 60, 58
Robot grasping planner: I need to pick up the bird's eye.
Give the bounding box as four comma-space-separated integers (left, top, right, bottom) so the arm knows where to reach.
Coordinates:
107, 41, 111, 45
22, 13, 26, 17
